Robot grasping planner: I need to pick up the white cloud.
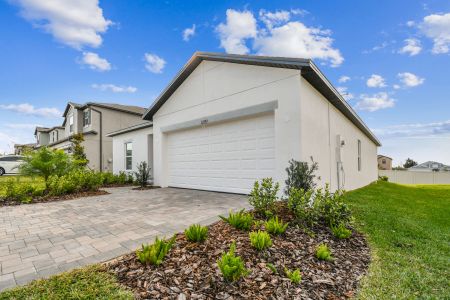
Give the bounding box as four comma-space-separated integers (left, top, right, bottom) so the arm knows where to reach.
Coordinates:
81, 52, 111, 71
366, 74, 387, 88
420, 13, 450, 54
0, 103, 61, 118
259, 9, 291, 29
373, 120, 450, 138
355, 92, 395, 112
399, 38, 422, 56
183, 24, 196, 41
406, 20, 415, 27
12, 0, 112, 49
216, 9, 257, 54
397, 72, 424, 87
338, 75, 351, 83
144, 53, 166, 73
393, 84, 401, 89
5, 123, 42, 129
91, 84, 137, 93
336, 86, 354, 101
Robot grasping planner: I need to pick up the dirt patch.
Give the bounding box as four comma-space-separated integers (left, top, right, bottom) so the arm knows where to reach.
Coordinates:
106, 204, 370, 299
0, 190, 109, 207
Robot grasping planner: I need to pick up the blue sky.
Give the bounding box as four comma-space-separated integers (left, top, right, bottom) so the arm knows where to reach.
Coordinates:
0, 0, 449, 166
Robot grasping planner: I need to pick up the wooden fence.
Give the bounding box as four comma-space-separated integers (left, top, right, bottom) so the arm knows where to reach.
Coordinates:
379, 170, 450, 185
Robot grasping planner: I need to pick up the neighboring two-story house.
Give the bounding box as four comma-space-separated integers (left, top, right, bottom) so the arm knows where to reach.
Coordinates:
377, 155, 392, 170
35, 102, 146, 172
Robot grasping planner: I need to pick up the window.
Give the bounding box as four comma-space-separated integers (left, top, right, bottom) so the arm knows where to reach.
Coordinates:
357, 139, 362, 171
69, 115, 74, 133
125, 142, 133, 170
0, 156, 21, 162
382, 159, 386, 164
52, 131, 58, 142
83, 109, 91, 127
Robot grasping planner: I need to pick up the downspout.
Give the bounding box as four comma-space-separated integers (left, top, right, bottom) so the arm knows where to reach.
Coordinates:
90, 107, 103, 172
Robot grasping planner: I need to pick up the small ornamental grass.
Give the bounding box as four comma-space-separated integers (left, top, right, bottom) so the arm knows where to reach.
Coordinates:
185, 224, 208, 243
217, 242, 248, 282
316, 243, 332, 261
265, 216, 288, 235
331, 223, 352, 239
219, 209, 254, 231
249, 230, 272, 251
284, 268, 302, 284
136, 236, 175, 265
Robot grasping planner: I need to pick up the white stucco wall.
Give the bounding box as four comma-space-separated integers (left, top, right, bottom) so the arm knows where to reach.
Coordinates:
112, 127, 153, 175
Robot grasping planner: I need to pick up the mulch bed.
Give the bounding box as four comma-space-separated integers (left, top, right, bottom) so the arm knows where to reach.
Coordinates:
0, 190, 109, 207
106, 204, 370, 299
132, 186, 161, 191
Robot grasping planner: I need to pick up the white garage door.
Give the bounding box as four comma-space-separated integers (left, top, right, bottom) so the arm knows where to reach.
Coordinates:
167, 113, 275, 194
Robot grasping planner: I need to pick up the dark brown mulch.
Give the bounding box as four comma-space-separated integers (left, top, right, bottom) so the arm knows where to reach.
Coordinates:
103, 183, 135, 188
106, 204, 370, 300
132, 186, 161, 191
0, 190, 109, 207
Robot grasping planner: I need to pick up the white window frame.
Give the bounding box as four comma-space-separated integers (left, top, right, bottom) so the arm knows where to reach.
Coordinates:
83, 109, 91, 127
357, 139, 362, 171
125, 142, 133, 170
69, 115, 74, 133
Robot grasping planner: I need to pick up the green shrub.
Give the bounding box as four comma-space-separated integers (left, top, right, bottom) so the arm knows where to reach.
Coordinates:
47, 170, 102, 196
249, 178, 279, 218
284, 159, 318, 196
314, 185, 352, 227
136, 236, 176, 265
217, 242, 248, 281
100, 172, 117, 185
378, 175, 389, 182
71, 133, 89, 167
2, 179, 34, 203
134, 161, 152, 188
267, 263, 278, 274
220, 209, 254, 231
287, 187, 317, 227
184, 224, 208, 243
284, 268, 302, 284
249, 230, 272, 251
117, 171, 128, 184
265, 216, 288, 235
331, 223, 352, 239
316, 243, 332, 261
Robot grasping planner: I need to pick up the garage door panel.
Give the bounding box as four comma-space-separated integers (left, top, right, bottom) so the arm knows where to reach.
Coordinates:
167, 113, 275, 194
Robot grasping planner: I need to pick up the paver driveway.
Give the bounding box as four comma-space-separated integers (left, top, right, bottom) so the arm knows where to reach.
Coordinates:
0, 187, 249, 291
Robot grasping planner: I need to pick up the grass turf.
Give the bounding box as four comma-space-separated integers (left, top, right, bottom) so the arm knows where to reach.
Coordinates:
0, 265, 133, 300
346, 181, 450, 299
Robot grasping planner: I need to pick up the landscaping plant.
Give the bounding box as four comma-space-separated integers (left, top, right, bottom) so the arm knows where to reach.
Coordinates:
314, 185, 352, 227
134, 161, 152, 188
136, 236, 176, 265
70, 133, 89, 167
267, 263, 278, 274
265, 216, 288, 235
185, 224, 208, 243
284, 158, 318, 196
331, 223, 352, 239
284, 268, 302, 284
217, 242, 248, 282
287, 187, 318, 227
249, 230, 272, 251
316, 243, 332, 261
249, 177, 279, 218
219, 209, 254, 230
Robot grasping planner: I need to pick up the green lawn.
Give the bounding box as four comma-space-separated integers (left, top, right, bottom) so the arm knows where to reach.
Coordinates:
346, 181, 450, 299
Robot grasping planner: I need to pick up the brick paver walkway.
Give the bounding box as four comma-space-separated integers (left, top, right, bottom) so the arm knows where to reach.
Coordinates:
0, 187, 248, 291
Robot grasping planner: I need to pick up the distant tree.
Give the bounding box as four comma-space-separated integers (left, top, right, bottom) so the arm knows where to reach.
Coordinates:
403, 158, 418, 169
392, 166, 406, 170
71, 133, 89, 168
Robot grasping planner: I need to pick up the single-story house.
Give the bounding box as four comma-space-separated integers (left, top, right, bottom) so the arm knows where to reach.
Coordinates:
110, 52, 381, 194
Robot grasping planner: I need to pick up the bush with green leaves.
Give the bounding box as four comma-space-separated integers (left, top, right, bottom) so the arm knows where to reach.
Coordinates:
249, 178, 279, 218
134, 161, 152, 188
284, 159, 318, 196
136, 236, 176, 265
249, 230, 272, 251
314, 185, 352, 227
331, 223, 352, 239
220, 209, 254, 231
217, 242, 248, 281
378, 175, 389, 182
70, 133, 89, 167
316, 243, 332, 261
0, 178, 34, 203
265, 216, 288, 235
287, 187, 318, 227
47, 170, 102, 196
284, 268, 302, 284
184, 224, 208, 243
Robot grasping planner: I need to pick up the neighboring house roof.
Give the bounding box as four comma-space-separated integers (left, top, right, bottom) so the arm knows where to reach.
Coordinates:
35, 130, 98, 148
409, 161, 450, 171
34, 126, 64, 136
378, 155, 392, 160
106, 122, 153, 137
14, 143, 36, 148
142, 52, 381, 146
62, 102, 146, 118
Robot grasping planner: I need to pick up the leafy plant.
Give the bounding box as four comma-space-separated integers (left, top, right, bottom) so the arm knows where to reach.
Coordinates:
284, 159, 319, 196
184, 224, 208, 243
47, 170, 102, 196
314, 185, 352, 227
316, 243, 332, 261
71, 133, 89, 168
267, 263, 278, 274
1, 178, 35, 203
378, 175, 389, 182
331, 223, 352, 239
134, 161, 152, 188
287, 187, 318, 227
249, 178, 279, 218
217, 242, 248, 281
265, 216, 288, 235
136, 236, 176, 265
219, 209, 254, 231
284, 268, 302, 284
249, 230, 272, 251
